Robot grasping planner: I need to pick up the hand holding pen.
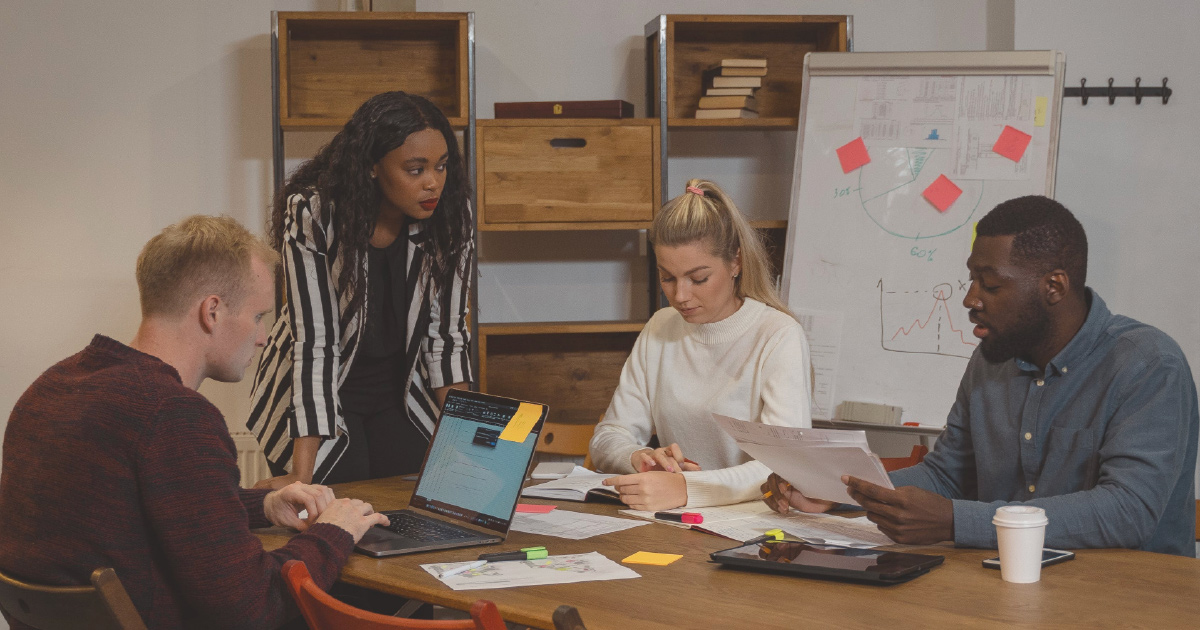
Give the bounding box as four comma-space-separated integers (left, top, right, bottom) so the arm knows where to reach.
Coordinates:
631, 444, 702, 473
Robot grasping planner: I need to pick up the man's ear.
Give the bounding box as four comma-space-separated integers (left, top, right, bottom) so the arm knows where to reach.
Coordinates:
1043, 268, 1070, 306
198, 294, 222, 334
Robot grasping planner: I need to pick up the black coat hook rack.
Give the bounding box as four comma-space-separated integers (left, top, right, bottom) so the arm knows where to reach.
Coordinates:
1064, 77, 1171, 105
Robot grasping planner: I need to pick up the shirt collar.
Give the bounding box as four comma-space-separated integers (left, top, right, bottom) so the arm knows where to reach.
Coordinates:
1014, 288, 1110, 375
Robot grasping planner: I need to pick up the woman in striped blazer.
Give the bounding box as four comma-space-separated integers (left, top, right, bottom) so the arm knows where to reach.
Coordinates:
248, 92, 474, 489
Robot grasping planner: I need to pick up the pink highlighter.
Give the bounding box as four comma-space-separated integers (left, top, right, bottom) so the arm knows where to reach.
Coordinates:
654, 511, 703, 524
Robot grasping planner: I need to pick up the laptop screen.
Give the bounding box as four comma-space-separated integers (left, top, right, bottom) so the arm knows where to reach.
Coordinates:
409, 390, 546, 533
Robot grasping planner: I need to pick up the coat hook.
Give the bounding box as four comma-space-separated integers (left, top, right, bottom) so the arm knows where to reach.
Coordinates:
1107, 78, 1116, 105
1162, 77, 1170, 104
1079, 78, 1088, 105
1134, 77, 1142, 104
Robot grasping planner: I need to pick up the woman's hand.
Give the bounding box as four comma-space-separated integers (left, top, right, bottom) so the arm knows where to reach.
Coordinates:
760, 473, 836, 514
602, 471, 688, 511
630, 443, 702, 473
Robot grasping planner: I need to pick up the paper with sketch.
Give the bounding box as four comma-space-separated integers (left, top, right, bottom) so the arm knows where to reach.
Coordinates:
795, 308, 843, 419
422, 552, 640, 591
713, 414, 892, 505
510, 509, 648, 540
520, 470, 619, 502
620, 501, 890, 548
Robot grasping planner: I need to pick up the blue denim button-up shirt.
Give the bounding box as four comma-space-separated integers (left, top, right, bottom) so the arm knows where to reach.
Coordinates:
890, 290, 1198, 556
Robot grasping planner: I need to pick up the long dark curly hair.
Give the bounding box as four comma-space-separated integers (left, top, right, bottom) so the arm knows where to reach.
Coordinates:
269, 91, 473, 323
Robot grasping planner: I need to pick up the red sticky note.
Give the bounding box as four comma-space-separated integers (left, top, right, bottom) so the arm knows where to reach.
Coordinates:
923, 175, 962, 212
515, 504, 556, 514
836, 137, 871, 173
992, 125, 1032, 162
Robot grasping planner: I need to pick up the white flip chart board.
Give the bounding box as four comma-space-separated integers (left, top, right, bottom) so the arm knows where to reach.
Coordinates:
782, 51, 1066, 425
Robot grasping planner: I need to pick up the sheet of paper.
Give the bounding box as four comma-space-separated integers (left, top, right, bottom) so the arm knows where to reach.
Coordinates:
712, 414, 892, 505
515, 504, 556, 514
950, 76, 1036, 180
922, 174, 962, 212
836, 137, 871, 173
855, 77, 959, 149
498, 402, 543, 442
422, 552, 640, 591
795, 308, 843, 420
510, 509, 647, 540
622, 551, 683, 566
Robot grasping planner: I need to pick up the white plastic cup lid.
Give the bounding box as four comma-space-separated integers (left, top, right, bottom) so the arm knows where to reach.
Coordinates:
992, 505, 1049, 528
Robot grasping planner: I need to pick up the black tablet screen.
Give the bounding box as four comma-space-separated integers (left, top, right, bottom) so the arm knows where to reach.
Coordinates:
713, 541, 942, 579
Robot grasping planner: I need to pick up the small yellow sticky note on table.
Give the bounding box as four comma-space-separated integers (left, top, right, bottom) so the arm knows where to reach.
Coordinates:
497, 402, 542, 443
622, 552, 683, 566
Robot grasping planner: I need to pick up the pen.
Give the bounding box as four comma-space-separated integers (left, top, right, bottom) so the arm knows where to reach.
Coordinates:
653, 511, 703, 524
438, 559, 486, 579
743, 528, 785, 546
477, 546, 548, 562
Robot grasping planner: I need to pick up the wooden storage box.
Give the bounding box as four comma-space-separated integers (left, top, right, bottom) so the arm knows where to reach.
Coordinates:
277, 12, 469, 129
476, 119, 660, 230
646, 15, 849, 128
479, 322, 644, 424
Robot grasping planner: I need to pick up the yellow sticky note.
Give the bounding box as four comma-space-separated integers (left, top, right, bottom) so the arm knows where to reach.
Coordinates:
971, 222, 978, 249
622, 552, 683, 566
1034, 96, 1047, 127
497, 402, 542, 443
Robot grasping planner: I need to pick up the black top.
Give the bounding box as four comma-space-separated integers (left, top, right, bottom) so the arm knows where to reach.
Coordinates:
341, 234, 407, 411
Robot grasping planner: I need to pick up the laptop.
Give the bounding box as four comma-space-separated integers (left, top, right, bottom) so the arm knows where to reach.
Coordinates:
355, 389, 548, 557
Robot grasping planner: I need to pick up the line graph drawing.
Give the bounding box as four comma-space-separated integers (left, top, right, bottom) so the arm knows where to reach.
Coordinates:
878, 278, 977, 359
857, 147, 985, 240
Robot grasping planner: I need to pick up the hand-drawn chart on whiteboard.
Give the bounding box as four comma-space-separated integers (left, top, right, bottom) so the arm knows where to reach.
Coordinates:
783, 52, 1064, 425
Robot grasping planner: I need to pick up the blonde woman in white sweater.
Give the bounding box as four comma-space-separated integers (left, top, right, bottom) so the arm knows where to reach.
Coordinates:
591, 179, 812, 511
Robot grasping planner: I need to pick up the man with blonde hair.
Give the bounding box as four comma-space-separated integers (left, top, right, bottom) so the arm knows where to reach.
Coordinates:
0, 215, 388, 629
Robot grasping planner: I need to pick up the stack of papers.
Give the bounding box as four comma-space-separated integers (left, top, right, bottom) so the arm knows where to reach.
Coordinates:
712, 414, 893, 505
422, 552, 640, 590
621, 501, 891, 548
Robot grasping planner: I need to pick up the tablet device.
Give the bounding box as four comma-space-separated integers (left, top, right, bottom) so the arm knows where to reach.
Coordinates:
710, 540, 944, 585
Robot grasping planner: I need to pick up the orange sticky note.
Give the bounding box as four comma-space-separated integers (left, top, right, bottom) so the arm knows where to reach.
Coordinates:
515, 504, 556, 514
992, 125, 1032, 162
923, 175, 962, 213
622, 551, 683, 566
498, 402, 542, 443
836, 137, 871, 173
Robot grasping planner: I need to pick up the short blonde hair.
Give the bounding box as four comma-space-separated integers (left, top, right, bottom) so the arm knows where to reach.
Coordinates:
651, 179, 794, 319
136, 215, 279, 317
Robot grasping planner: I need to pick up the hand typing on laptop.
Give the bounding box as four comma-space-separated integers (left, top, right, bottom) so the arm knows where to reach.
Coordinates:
263, 481, 388, 542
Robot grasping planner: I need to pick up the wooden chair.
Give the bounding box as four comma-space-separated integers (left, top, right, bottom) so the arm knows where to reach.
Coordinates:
879, 445, 929, 473
0, 567, 147, 630
283, 560, 507, 630
537, 421, 596, 470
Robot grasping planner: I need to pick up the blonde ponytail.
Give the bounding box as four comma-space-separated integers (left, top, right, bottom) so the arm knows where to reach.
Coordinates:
650, 179, 794, 319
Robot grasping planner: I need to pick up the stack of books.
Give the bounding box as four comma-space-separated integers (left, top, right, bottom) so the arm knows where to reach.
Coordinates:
696, 59, 766, 119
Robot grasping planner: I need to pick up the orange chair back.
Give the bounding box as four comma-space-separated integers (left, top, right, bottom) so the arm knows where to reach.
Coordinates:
0, 567, 147, 630
282, 560, 506, 630
537, 422, 596, 469
879, 445, 929, 473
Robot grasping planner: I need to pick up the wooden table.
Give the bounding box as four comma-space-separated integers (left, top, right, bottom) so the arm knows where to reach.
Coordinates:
256, 478, 1200, 629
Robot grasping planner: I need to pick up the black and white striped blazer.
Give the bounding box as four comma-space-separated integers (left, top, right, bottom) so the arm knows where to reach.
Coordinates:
247, 192, 474, 482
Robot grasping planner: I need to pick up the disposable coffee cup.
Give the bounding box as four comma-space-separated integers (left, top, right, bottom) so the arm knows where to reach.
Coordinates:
992, 506, 1049, 583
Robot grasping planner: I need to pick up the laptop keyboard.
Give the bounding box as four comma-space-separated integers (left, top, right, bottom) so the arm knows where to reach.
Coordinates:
384, 510, 478, 541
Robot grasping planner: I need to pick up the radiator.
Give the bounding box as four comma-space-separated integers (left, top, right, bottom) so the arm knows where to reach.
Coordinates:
230, 431, 271, 488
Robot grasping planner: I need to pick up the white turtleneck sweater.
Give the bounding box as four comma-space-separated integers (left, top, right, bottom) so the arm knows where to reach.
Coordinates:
589, 298, 812, 508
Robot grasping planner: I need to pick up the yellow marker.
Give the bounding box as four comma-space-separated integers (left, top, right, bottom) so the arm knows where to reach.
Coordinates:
1034, 96, 1047, 127
497, 402, 542, 443
622, 551, 683, 566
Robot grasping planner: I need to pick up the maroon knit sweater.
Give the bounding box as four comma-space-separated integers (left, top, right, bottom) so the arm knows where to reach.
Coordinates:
0, 335, 354, 629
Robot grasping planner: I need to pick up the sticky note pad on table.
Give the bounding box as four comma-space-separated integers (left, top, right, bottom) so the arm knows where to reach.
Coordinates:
515, 504, 556, 514
836, 137, 871, 173
622, 552, 683, 566
923, 175, 962, 212
498, 402, 542, 442
993, 125, 1033, 162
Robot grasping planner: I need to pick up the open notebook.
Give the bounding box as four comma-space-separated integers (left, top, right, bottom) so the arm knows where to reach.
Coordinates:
520, 467, 622, 503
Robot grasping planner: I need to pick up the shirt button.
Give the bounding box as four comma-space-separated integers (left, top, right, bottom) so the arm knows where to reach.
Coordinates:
1061, 367, 1068, 374
1028, 485, 1036, 493
1036, 379, 1045, 386
1024, 432, 1032, 440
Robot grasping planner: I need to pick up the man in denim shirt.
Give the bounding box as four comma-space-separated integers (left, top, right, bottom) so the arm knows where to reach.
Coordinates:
765, 196, 1198, 556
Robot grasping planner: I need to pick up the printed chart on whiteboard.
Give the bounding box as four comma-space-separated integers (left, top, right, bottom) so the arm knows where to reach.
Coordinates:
784, 52, 1063, 425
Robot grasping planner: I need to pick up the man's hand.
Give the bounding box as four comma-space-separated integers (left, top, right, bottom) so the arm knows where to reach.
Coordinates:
314, 498, 390, 543
843, 476, 954, 545
760, 474, 836, 514
253, 473, 312, 490
263, 481, 334, 531
601, 471, 688, 511
630, 443, 703, 474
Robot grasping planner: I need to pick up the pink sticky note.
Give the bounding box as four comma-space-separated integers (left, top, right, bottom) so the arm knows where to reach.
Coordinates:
836, 137, 871, 173
515, 504, 556, 514
923, 175, 962, 212
992, 125, 1032, 162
